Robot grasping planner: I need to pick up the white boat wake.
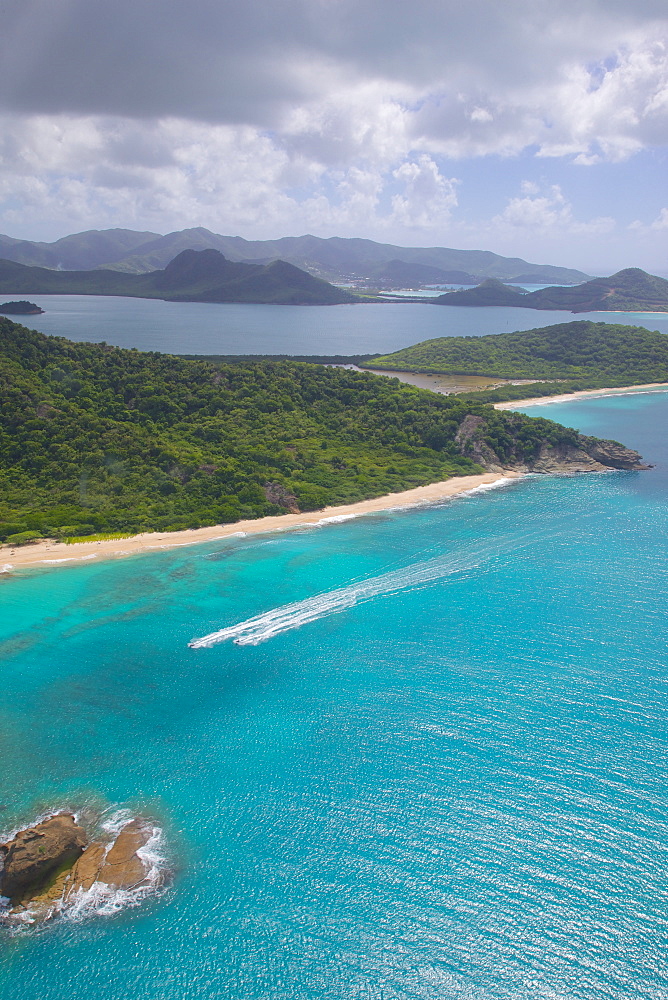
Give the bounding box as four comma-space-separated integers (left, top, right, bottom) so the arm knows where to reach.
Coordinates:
189, 535, 521, 648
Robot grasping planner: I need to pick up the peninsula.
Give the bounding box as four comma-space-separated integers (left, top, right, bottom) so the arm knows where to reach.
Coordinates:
365, 319, 668, 380
432, 268, 668, 312
0, 317, 646, 552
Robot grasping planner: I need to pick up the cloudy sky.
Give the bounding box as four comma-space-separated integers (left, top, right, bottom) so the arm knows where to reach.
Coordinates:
1, 0, 667, 272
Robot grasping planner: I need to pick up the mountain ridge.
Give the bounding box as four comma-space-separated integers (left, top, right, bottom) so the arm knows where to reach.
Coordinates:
0, 227, 591, 285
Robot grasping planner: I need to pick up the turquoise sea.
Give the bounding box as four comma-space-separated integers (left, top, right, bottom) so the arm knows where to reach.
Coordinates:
1, 388, 667, 998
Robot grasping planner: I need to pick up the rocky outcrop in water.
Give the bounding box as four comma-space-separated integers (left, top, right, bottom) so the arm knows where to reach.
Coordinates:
0, 813, 160, 923
0, 814, 87, 905
455, 413, 649, 474
579, 436, 651, 471
63, 819, 153, 899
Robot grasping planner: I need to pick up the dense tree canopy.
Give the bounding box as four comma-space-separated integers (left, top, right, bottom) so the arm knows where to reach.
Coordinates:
0, 318, 602, 542
366, 321, 668, 382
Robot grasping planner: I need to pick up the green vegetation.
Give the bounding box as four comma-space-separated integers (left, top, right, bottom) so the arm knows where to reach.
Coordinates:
0, 317, 613, 541
433, 268, 668, 312
64, 531, 134, 544
0, 226, 590, 283
4, 530, 41, 546
0, 300, 44, 315
364, 321, 668, 383
0, 249, 357, 305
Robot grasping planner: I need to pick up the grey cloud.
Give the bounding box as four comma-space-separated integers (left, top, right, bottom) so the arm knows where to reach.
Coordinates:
0, 0, 666, 125
104, 126, 178, 169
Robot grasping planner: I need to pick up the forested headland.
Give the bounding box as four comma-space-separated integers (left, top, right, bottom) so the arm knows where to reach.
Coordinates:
0, 318, 645, 544
364, 321, 668, 384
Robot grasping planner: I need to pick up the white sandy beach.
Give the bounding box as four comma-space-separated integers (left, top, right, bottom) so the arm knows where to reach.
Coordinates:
0, 471, 522, 574
494, 381, 668, 409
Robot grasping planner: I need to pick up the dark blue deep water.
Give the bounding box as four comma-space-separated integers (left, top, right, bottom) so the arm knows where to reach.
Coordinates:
1, 390, 668, 998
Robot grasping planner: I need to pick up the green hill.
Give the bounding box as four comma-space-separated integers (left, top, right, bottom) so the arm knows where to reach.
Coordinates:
363, 321, 668, 382
0, 249, 356, 305
433, 268, 668, 312
0, 319, 645, 541
433, 278, 527, 306
528, 268, 668, 312
0, 229, 157, 270
0, 227, 591, 284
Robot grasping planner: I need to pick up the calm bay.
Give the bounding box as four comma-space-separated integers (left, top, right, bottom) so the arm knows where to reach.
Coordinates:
4, 294, 668, 354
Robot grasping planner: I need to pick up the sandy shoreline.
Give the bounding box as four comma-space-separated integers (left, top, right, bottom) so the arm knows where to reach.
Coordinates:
0, 471, 522, 574
494, 381, 668, 409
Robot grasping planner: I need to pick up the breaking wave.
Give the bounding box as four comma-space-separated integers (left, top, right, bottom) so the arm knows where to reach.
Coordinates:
189, 532, 525, 649
0, 808, 170, 932
61, 821, 168, 924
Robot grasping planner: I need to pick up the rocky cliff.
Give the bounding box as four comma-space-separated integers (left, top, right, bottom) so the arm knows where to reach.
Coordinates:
454, 414, 649, 474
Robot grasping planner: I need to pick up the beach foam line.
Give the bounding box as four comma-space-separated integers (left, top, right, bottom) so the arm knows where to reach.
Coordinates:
495, 383, 668, 409
313, 513, 360, 525
1, 472, 519, 574
189, 532, 522, 649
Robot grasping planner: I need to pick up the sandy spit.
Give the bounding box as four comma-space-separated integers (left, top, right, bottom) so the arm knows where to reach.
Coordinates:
494, 382, 668, 410
0, 472, 522, 575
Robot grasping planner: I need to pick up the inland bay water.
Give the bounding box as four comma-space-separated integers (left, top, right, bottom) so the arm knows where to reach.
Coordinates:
4, 293, 668, 354
1, 299, 667, 999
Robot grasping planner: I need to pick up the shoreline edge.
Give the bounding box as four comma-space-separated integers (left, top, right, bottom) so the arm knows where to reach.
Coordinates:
1, 472, 522, 574
494, 381, 668, 410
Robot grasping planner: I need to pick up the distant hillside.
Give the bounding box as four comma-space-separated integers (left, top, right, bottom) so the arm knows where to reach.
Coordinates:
434, 268, 668, 312
0, 227, 591, 285
0, 249, 356, 305
365, 260, 477, 285
434, 278, 526, 306
363, 321, 668, 383
0, 229, 157, 270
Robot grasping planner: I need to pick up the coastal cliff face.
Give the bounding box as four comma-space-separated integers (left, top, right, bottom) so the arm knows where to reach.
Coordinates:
454, 414, 649, 474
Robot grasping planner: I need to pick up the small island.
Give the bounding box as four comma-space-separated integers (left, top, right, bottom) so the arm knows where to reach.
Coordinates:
0, 300, 44, 315
0, 811, 166, 924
